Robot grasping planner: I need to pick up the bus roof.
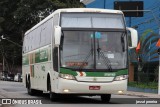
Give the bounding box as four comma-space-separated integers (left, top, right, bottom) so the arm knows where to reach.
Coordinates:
57, 8, 123, 14
25, 8, 123, 35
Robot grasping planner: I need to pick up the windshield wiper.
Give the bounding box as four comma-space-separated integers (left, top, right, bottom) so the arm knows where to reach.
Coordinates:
77, 37, 94, 70
77, 49, 93, 70
121, 33, 125, 52
78, 36, 112, 71
97, 38, 100, 59
96, 39, 112, 71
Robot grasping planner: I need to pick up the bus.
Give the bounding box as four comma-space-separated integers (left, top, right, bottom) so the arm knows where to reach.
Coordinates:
22, 8, 138, 102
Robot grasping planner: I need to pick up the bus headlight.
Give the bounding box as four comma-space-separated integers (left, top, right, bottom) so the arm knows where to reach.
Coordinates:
114, 75, 128, 81
59, 74, 75, 80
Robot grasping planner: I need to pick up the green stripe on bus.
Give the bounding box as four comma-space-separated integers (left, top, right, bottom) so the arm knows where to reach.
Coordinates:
35, 50, 40, 63
35, 48, 49, 63
116, 69, 128, 76
84, 69, 127, 77
85, 72, 115, 77
23, 47, 50, 65
60, 68, 128, 77
60, 68, 77, 76
22, 55, 29, 65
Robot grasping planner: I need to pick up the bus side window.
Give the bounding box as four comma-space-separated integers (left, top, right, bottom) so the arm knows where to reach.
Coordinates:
53, 47, 59, 72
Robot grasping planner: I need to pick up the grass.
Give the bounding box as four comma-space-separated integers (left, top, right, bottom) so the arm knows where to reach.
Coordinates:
128, 81, 158, 89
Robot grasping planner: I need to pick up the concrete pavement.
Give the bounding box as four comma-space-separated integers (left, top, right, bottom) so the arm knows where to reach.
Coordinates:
0, 91, 160, 107
125, 91, 160, 98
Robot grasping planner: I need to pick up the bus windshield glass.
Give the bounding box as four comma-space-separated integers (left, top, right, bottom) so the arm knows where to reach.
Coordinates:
60, 31, 127, 71
61, 13, 124, 29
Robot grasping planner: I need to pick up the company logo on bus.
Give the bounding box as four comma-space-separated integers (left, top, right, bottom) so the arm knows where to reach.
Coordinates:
93, 77, 97, 81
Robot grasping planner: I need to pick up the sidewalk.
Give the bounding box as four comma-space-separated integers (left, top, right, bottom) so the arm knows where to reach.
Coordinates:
125, 91, 160, 98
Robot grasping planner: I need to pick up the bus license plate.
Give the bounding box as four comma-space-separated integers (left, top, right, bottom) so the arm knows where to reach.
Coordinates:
89, 86, 100, 90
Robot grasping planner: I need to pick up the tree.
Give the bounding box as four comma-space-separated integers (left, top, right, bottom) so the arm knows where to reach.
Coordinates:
0, 0, 84, 72
0, 0, 21, 72
0, 17, 5, 32
14, 0, 84, 33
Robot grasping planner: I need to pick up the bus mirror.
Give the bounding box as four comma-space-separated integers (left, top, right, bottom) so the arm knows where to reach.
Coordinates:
126, 27, 138, 49
54, 26, 61, 46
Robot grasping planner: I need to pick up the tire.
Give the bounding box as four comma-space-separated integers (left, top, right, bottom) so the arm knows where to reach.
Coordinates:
49, 80, 57, 101
27, 78, 35, 95
35, 90, 43, 96
100, 94, 111, 103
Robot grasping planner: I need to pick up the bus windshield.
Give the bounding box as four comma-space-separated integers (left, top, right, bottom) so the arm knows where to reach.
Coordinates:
60, 30, 127, 71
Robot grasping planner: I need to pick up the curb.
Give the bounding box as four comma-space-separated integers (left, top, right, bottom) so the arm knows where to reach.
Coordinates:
125, 91, 160, 98
0, 104, 13, 107
125, 93, 148, 97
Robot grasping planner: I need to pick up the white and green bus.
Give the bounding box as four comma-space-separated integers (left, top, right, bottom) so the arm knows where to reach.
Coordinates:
22, 8, 138, 102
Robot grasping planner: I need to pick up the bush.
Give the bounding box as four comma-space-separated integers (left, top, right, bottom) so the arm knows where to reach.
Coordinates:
128, 82, 158, 89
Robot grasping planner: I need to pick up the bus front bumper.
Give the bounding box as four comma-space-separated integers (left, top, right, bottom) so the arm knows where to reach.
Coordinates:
55, 78, 127, 95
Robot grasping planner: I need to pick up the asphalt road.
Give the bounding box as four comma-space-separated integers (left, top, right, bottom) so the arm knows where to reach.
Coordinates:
0, 80, 160, 107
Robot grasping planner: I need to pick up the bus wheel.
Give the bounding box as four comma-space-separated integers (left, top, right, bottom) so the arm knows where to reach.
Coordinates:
35, 90, 43, 96
100, 94, 111, 103
49, 81, 57, 101
27, 79, 35, 95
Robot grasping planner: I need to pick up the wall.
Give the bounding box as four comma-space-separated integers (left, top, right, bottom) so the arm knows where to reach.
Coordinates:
86, 0, 160, 63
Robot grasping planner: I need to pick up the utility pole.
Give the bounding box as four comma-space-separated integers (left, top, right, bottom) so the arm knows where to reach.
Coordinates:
2, 57, 4, 71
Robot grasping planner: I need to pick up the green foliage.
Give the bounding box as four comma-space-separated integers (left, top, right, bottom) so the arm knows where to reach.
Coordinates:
0, 0, 83, 72
0, 17, 5, 32
128, 81, 158, 89
0, 0, 21, 69
14, 0, 84, 32
15, 0, 53, 31
153, 66, 158, 82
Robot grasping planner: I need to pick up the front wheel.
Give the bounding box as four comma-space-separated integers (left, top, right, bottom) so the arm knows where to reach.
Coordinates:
49, 80, 58, 101
100, 94, 111, 103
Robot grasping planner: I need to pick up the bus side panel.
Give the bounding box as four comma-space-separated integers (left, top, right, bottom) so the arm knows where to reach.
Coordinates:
36, 62, 52, 91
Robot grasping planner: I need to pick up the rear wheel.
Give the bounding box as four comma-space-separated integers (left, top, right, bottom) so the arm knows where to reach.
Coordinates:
27, 78, 35, 95
100, 94, 111, 103
35, 90, 43, 96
